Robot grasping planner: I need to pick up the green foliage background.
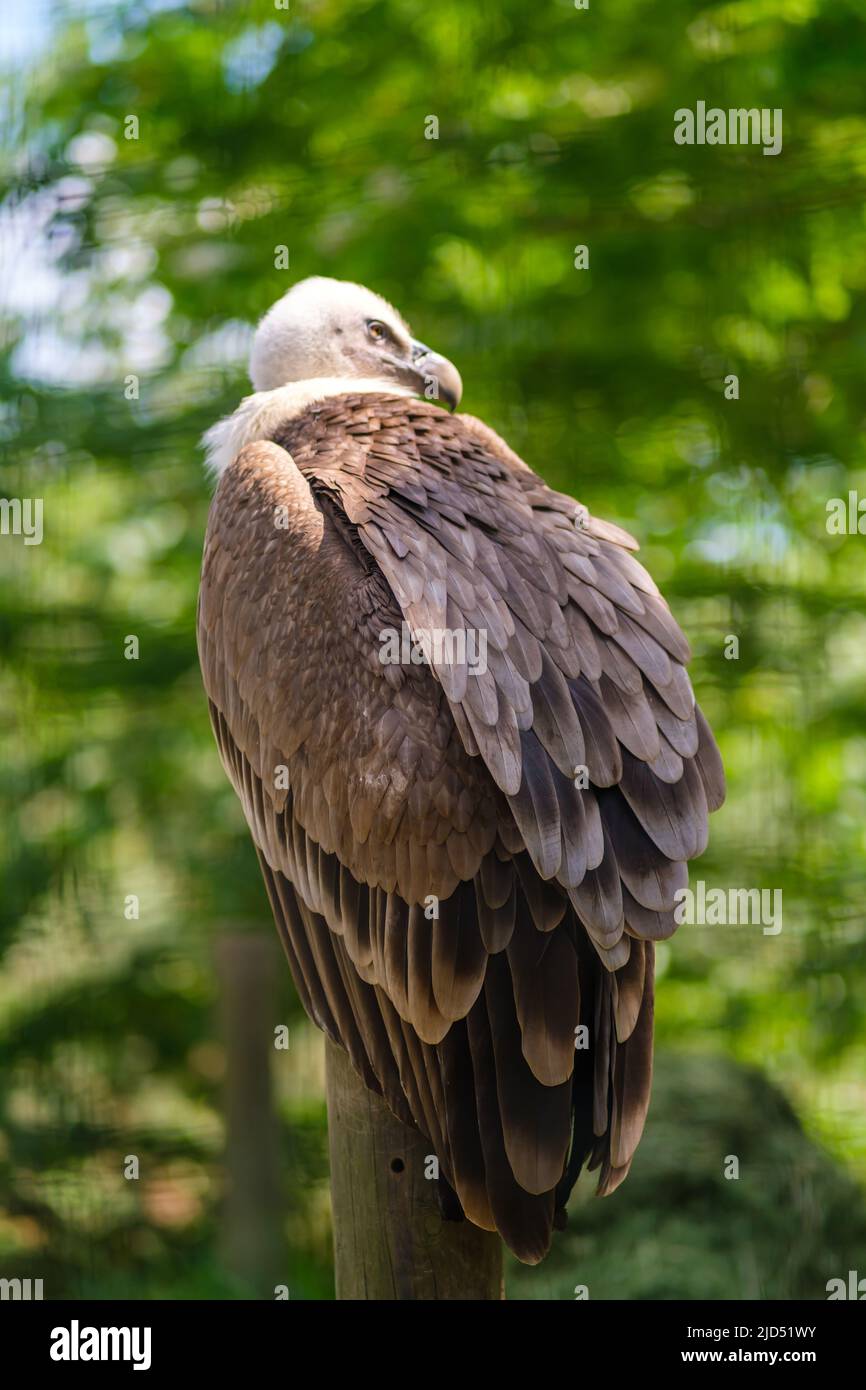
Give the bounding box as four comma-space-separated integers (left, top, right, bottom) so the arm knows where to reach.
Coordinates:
1, 0, 865, 1299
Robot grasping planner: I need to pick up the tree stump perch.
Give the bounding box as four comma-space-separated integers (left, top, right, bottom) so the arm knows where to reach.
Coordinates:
325, 1037, 504, 1300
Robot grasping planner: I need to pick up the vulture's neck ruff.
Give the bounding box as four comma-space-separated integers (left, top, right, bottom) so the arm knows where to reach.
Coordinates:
203, 377, 414, 479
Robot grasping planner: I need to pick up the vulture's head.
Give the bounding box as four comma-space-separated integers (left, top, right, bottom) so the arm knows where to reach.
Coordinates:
248, 276, 463, 410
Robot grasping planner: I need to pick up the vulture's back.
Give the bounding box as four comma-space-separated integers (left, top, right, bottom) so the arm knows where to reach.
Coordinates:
197, 392, 724, 1263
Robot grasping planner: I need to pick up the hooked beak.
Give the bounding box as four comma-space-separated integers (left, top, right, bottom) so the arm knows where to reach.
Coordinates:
407, 337, 463, 411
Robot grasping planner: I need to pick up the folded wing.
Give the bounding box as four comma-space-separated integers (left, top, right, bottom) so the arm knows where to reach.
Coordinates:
197, 395, 725, 1262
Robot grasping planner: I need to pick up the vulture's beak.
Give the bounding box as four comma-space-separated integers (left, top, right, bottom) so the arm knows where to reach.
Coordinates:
407, 338, 463, 411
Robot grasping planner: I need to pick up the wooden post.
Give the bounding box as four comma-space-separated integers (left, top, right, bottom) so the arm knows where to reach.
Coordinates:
216, 932, 285, 1296
324, 1037, 504, 1300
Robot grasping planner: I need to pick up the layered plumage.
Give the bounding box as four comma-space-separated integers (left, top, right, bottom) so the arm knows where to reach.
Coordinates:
197, 285, 724, 1264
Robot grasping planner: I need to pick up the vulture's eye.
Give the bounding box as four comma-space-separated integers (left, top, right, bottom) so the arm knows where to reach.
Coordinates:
366, 320, 388, 343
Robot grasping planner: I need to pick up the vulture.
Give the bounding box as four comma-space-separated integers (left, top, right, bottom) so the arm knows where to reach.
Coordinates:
197, 276, 725, 1265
